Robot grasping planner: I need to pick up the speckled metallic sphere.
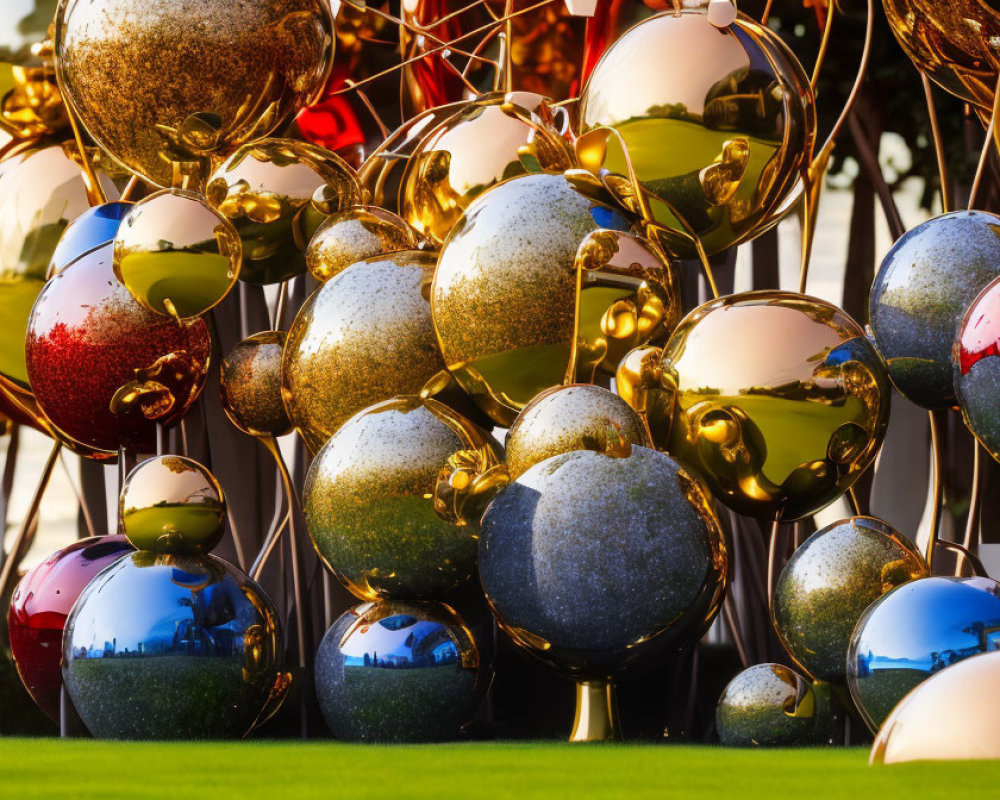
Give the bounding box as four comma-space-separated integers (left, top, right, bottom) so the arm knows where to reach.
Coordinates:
25, 242, 211, 457
120, 456, 226, 554
206, 139, 362, 285
634, 291, 890, 521
56, 0, 335, 187
716, 663, 840, 747
303, 396, 502, 600
848, 576, 1000, 732
505, 383, 651, 481
62, 551, 285, 739
869, 210, 1000, 409
871, 650, 1000, 764
220, 330, 291, 437
432, 172, 671, 427
283, 250, 446, 452
955, 276, 1000, 462
7, 535, 134, 721
479, 445, 726, 678
49, 201, 131, 276
306, 206, 416, 283
773, 517, 927, 683
315, 600, 483, 742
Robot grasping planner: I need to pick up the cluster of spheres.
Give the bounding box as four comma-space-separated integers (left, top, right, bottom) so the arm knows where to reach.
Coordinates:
0, 0, 999, 759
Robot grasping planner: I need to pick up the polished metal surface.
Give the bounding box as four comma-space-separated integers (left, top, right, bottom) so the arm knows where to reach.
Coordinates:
49, 201, 131, 276
220, 331, 291, 438
306, 206, 416, 283
315, 600, 482, 742
955, 275, 1000, 461
62, 551, 285, 739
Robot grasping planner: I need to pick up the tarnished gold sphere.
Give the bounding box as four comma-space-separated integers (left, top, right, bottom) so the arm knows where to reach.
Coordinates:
220, 330, 291, 437
773, 516, 927, 683
578, 10, 815, 257
620, 291, 890, 521
303, 396, 502, 600
306, 206, 416, 283
206, 138, 362, 285
120, 455, 226, 554
282, 250, 445, 453
113, 189, 241, 319
400, 91, 574, 246
432, 172, 679, 426
55, 0, 335, 187
506, 383, 650, 481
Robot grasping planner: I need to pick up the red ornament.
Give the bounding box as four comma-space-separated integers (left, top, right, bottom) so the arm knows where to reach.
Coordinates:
7, 536, 134, 721
295, 64, 366, 155
25, 243, 211, 457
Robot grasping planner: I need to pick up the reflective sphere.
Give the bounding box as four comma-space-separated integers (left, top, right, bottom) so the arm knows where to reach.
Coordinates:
848, 576, 1000, 732
505, 383, 651, 481
49, 201, 131, 276
480, 445, 726, 678
25, 242, 211, 457
206, 139, 361, 285
55, 0, 335, 187
315, 600, 483, 742
220, 330, 291, 437
883, 0, 1000, 110
0, 144, 118, 389
955, 276, 1000, 462
432, 172, 678, 426
306, 206, 416, 283
63, 552, 285, 739
578, 10, 815, 257
400, 91, 573, 246
283, 250, 445, 453
716, 663, 840, 747
114, 189, 241, 319
120, 456, 226, 554
869, 210, 1000, 409
641, 291, 890, 521
303, 396, 502, 601
773, 517, 927, 683
871, 650, 1000, 764
7, 535, 134, 721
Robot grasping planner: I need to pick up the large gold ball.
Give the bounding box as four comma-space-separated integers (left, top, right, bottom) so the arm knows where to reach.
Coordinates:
400, 91, 574, 247
505, 383, 650, 481
432, 172, 678, 426
220, 330, 291, 437
55, 0, 334, 187
206, 139, 361, 285
282, 250, 445, 453
303, 396, 502, 600
773, 516, 927, 683
644, 291, 890, 521
306, 206, 416, 283
578, 10, 815, 257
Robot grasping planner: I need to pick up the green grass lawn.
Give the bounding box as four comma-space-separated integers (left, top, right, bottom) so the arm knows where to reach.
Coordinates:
0, 740, 996, 799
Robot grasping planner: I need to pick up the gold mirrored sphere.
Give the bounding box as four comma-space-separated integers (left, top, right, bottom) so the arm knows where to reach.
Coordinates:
206, 138, 362, 285
220, 330, 291, 437
306, 206, 416, 283
55, 0, 335, 187
113, 188, 241, 319
120, 455, 226, 554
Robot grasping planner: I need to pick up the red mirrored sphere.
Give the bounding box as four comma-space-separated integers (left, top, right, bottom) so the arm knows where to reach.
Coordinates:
25, 243, 211, 457
7, 535, 135, 721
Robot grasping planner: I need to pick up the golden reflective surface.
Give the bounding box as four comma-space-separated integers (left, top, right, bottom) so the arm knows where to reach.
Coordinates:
55, 0, 334, 187
220, 330, 291, 438
871, 651, 1000, 763
641, 291, 890, 521
113, 189, 241, 319
0, 142, 118, 388
883, 0, 1000, 110
306, 206, 416, 283
400, 91, 574, 246
505, 383, 651, 481
206, 139, 362, 285
303, 396, 502, 600
432, 172, 677, 426
578, 10, 815, 257
120, 455, 226, 554
282, 250, 446, 453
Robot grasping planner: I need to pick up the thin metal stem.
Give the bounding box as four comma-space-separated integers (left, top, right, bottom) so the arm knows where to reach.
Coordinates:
58, 450, 96, 539
925, 410, 944, 571
810, 3, 836, 90
939, 540, 988, 578
847, 485, 861, 517
969, 78, 1000, 208
120, 175, 143, 203
273, 280, 289, 331
760, 0, 775, 25
766, 516, 780, 611
65, 105, 106, 207
959, 443, 981, 576
722, 595, 749, 668
921, 74, 951, 213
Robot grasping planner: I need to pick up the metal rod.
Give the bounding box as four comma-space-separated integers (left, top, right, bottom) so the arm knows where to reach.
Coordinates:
722, 594, 749, 668
921, 73, 952, 213
847, 485, 862, 517
810, 3, 835, 91
925, 409, 944, 571
766, 516, 780, 611
58, 449, 96, 539
959, 443, 981, 576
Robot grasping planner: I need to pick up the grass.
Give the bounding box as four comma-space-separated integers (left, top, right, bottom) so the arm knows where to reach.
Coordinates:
0, 740, 997, 799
